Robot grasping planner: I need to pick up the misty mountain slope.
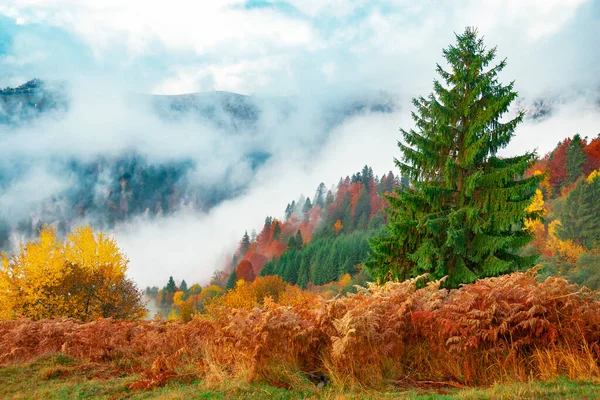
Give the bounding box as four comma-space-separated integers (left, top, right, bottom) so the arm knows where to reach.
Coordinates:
0, 80, 397, 250
0, 79, 68, 124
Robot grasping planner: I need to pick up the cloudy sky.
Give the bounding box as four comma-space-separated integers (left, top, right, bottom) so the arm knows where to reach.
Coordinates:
1, 0, 598, 96
0, 1, 599, 286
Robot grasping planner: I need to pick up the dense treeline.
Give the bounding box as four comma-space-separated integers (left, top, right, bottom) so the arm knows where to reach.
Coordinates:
260, 227, 383, 287
221, 165, 402, 289
525, 141, 600, 290
532, 133, 600, 197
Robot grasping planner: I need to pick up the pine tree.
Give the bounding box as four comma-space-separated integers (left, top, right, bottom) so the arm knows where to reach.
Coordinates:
165, 276, 177, 293
240, 231, 251, 256
558, 171, 600, 249
566, 134, 587, 186
226, 268, 237, 289
302, 198, 313, 220
273, 221, 281, 241
264, 216, 273, 228
287, 235, 297, 249
314, 182, 326, 208
295, 229, 304, 249
284, 202, 295, 220
325, 190, 335, 208
179, 279, 188, 292
367, 28, 542, 287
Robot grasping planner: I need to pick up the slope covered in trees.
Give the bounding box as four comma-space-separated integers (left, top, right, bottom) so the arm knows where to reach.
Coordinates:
522, 135, 600, 290
223, 166, 402, 289
0, 80, 396, 252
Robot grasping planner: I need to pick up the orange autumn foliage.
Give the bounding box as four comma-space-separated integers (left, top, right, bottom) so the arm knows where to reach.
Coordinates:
334, 219, 343, 235
1, 269, 599, 389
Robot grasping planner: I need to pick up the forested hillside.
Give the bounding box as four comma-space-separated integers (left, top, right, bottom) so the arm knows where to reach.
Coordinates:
525, 134, 600, 289
145, 166, 403, 317
145, 133, 600, 317
0, 80, 396, 250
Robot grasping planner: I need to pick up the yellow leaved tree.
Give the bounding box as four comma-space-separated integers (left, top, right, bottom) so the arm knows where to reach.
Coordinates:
0, 226, 146, 321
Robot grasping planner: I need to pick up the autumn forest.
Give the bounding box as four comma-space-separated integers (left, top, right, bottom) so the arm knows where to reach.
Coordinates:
1, 24, 600, 399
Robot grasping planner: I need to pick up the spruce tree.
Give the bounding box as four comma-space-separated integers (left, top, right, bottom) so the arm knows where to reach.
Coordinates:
179, 280, 188, 292
558, 172, 600, 249
314, 182, 327, 208
165, 276, 177, 293
302, 198, 313, 220
273, 221, 281, 241
240, 231, 251, 256
226, 268, 237, 289
566, 134, 587, 185
325, 190, 335, 208
295, 229, 304, 249
287, 235, 297, 249
367, 28, 542, 287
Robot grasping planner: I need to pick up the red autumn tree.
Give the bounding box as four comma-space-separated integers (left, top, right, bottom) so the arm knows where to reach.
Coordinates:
236, 260, 256, 283
547, 138, 570, 193
584, 136, 600, 174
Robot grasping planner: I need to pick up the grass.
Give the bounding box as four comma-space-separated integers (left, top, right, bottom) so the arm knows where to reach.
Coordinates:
1, 354, 600, 399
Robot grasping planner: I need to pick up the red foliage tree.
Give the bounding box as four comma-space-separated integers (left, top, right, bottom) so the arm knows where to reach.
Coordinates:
547, 139, 570, 193
236, 260, 256, 283
584, 136, 600, 175
246, 252, 268, 275
348, 182, 362, 216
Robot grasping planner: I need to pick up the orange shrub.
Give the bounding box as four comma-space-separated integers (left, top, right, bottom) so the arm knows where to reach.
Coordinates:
1, 269, 599, 390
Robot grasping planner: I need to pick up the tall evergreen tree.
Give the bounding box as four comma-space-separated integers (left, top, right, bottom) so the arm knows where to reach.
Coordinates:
314, 182, 327, 208
179, 279, 188, 292
302, 198, 313, 220
240, 231, 251, 256
566, 134, 587, 186
558, 172, 600, 249
226, 268, 237, 289
287, 235, 297, 249
165, 276, 177, 293
367, 28, 542, 287
295, 229, 304, 249
273, 221, 281, 241
325, 190, 335, 208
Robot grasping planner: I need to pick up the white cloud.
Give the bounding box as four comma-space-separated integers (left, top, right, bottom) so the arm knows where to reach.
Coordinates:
502, 98, 600, 157
0, 167, 72, 221
0, 1, 317, 58
152, 57, 290, 95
